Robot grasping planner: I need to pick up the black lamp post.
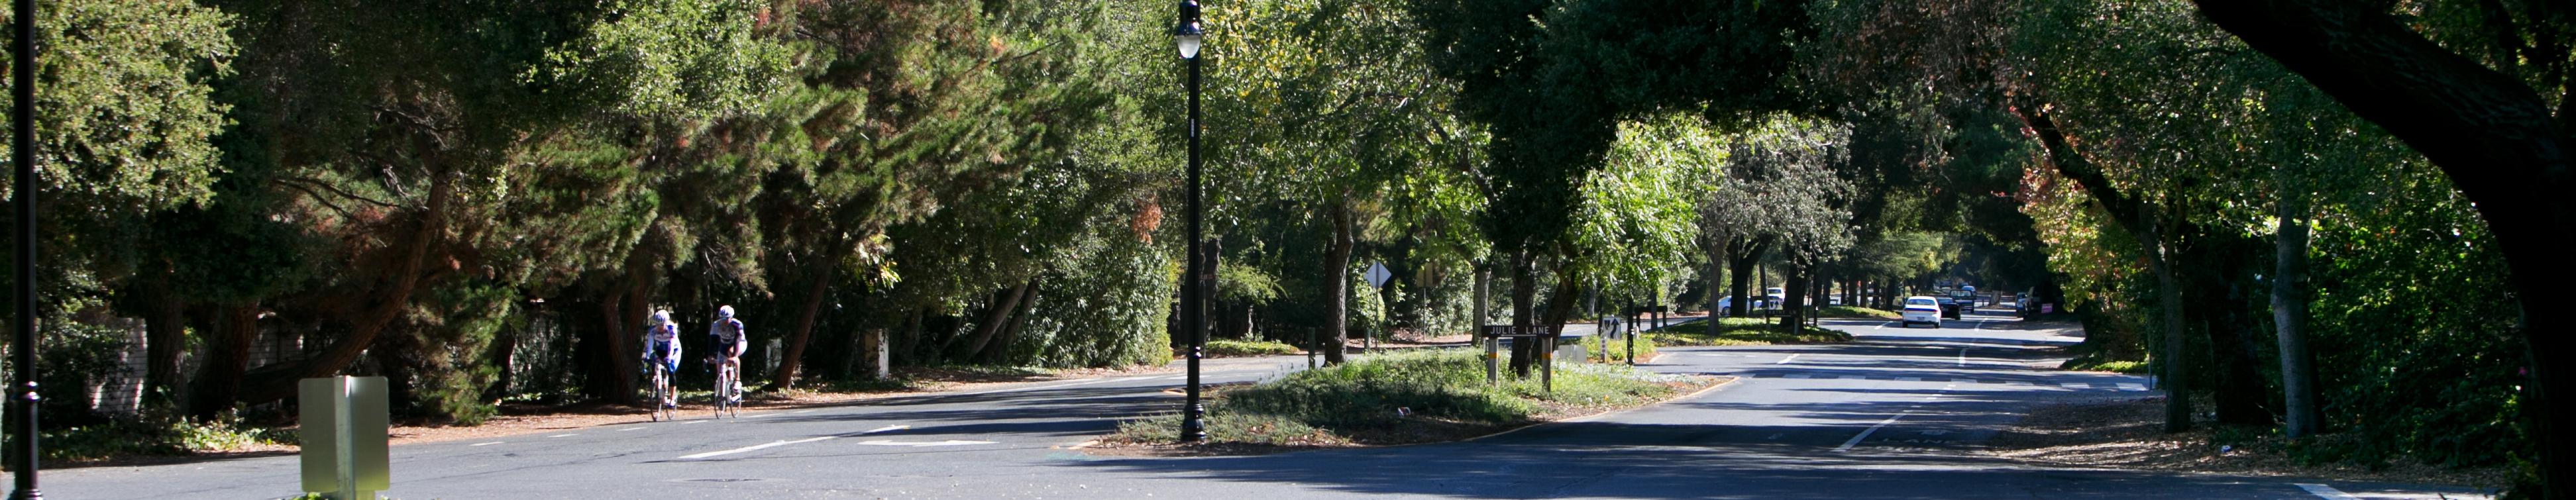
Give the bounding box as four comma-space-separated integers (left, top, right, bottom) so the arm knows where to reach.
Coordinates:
11, 0, 40, 493
1173, 0, 1208, 444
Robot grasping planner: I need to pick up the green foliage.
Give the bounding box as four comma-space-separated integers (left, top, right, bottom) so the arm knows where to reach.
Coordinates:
39, 411, 292, 462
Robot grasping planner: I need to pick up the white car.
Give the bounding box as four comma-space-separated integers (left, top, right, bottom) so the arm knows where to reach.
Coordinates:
1900, 296, 1941, 328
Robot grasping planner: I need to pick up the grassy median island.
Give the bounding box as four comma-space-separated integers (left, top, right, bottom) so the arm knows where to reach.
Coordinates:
1102, 349, 1719, 454
1649, 317, 1855, 346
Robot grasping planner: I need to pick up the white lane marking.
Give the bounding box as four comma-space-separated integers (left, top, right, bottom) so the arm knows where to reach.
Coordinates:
2061, 382, 2091, 389
1957, 348, 1968, 367
1776, 354, 1800, 364
2294, 483, 2363, 500
953, 377, 1124, 396
677, 425, 909, 460
2118, 383, 2147, 391
679, 436, 835, 459
470, 442, 505, 446
1784, 374, 1811, 379
789, 410, 815, 415
549, 434, 578, 438
854, 440, 996, 447
1874, 322, 1888, 330
1833, 413, 1908, 453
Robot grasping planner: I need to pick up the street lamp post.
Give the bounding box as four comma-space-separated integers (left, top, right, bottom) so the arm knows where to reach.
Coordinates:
1173, 0, 1208, 444
11, 0, 40, 493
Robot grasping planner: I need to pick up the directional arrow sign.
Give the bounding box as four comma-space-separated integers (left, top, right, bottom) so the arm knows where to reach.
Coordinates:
855, 440, 996, 447
1365, 262, 1392, 289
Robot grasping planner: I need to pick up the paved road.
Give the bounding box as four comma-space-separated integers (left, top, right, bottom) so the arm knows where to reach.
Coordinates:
50, 309, 2493, 499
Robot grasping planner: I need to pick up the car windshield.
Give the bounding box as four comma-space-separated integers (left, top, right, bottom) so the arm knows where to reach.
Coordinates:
1905, 298, 1935, 306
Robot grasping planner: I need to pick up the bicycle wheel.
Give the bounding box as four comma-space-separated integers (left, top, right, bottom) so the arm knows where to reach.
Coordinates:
651, 364, 674, 422
714, 364, 736, 419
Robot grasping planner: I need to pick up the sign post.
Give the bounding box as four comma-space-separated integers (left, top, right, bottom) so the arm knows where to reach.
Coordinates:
301, 376, 389, 500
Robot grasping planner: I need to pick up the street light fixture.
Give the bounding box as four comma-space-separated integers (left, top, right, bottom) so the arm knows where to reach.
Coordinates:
1173, 0, 1208, 444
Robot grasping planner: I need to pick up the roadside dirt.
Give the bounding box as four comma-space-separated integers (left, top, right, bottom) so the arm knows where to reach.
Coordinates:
1984, 396, 2516, 491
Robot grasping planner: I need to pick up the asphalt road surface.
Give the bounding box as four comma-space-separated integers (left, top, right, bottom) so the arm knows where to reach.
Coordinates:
52, 309, 2494, 499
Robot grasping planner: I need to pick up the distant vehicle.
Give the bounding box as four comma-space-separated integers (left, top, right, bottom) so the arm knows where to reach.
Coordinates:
1935, 291, 1963, 319
1949, 288, 1978, 315
1900, 296, 1941, 328
1765, 287, 1786, 309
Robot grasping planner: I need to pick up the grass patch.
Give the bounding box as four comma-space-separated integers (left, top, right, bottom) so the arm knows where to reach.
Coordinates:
41, 413, 296, 462
1109, 349, 1707, 448
1815, 305, 1899, 319
1205, 339, 1302, 358
1569, 336, 1656, 364
1648, 317, 1854, 346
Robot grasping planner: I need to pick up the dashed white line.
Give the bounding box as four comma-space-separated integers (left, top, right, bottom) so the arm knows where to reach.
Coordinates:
1776, 354, 1800, 364
548, 434, 578, 438
619, 427, 647, 432
1833, 413, 1907, 453
1957, 348, 1968, 367
2118, 383, 2147, 391
676, 425, 910, 460
2294, 483, 2363, 500
679, 436, 835, 459
470, 442, 505, 446
2061, 382, 2091, 389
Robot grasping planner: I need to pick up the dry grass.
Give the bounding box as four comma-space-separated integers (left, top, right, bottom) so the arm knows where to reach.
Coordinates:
1986, 396, 2516, 490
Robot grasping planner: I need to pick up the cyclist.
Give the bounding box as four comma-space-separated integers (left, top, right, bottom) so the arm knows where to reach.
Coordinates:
642, 310, 681, 408
707, 305, 748, 403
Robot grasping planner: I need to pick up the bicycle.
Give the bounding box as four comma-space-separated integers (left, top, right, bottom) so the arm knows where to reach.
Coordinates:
710, 358, 740, 419
645, 355, 678, 422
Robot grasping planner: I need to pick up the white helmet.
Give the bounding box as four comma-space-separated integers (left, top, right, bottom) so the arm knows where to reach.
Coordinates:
717, 305, 735, 319
649, 310, 672, 325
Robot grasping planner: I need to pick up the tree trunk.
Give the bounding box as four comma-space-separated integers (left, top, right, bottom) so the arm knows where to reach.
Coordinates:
188, 304, 260, 419
2273, 185, 2320, 437
981, 278, 1040, 363
765, 266, 835, 391
1507, 251, 1536, 377
234, 172, 453, 407
960, 281, 1032, 360
1778, 262, 1808, 330
1727, 237, 1771, 317
2141, 212, 2193, 433
136, 277, 188, 410
1323, 202, 1355, 364
1707, 237, 1727, 314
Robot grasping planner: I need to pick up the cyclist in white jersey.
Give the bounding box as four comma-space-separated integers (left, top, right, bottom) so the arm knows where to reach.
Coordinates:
708, 305, 747, 401
643, 311, 681, 407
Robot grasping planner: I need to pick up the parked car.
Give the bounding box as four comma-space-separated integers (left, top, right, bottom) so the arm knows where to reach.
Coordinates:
1900, 296, 1941, 328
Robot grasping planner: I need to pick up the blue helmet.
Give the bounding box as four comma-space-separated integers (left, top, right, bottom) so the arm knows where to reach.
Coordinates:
717, 305, 735, 319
